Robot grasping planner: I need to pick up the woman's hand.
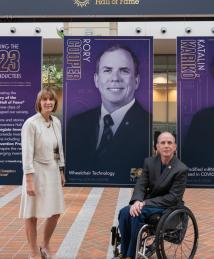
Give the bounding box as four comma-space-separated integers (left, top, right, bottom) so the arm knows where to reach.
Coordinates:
60, 170, 65, 187
26, 174, 36, 196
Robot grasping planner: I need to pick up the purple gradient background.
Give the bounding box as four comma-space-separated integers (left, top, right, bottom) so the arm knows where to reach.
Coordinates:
63, 36, 153, 187
0, 37, 42, 185
177, 37, 214, 149
0, 37, 42, 118
177, 37, 214, 186
64, 36, 153, 122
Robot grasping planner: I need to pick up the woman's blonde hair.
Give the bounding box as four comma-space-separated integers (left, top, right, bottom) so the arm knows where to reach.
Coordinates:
35, 87, 58, 113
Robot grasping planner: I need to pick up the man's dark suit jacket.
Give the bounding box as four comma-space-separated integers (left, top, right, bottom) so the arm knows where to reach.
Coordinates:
130, 155, 188, 208
66, 101, 151, 185
182, 107, 214, 167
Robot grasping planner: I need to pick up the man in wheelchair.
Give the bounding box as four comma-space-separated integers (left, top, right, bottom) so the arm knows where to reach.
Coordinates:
115, 131, 189, 259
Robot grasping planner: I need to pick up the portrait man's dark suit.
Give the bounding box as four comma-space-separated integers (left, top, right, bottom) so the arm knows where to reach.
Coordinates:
66, 101, 151, 184
182, 107, 214, 167
131, 155, 187, 208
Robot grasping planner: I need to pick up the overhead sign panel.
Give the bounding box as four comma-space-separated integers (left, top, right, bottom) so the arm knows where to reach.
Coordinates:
0, 0, 214, 18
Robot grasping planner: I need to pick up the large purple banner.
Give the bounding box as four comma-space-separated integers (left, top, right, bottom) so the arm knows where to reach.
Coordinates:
0, 37, 42, 185
64, 36, 153, 187
177, 37, 214, 187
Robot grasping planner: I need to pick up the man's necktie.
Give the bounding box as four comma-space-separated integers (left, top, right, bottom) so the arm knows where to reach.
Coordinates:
97, 114, 114, 152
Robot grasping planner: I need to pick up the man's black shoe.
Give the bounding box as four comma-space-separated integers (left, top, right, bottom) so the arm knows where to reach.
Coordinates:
112, 253, 123, 259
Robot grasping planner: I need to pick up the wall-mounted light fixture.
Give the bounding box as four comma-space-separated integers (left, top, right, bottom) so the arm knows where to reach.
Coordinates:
35, 27, 41, 34
10, 27, 16, 33
161, 27, 167, 34
58, 27, 64, 34
185, 27, 192, 34
135, 27, 142, 34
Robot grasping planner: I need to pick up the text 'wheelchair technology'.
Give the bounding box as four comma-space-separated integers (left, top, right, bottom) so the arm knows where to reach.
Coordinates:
111, 205, 198, 259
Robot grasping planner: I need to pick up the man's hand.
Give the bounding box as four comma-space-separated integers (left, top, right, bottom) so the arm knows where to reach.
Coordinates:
130, 200, 145, 217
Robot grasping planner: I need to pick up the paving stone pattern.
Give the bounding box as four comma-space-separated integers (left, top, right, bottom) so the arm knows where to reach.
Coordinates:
0, 186, 213, 258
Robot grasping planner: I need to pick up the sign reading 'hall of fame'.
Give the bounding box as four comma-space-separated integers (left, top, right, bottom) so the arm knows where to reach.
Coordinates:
73, 0, 139, 8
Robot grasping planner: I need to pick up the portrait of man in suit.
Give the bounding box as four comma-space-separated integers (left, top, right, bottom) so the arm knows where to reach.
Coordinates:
66, 44, 151, 186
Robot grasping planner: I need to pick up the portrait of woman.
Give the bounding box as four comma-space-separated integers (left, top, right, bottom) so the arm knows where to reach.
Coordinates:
19, 87, 65, 259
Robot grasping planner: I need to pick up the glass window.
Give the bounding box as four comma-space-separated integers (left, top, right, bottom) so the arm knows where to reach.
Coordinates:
154, 73, 167, 84
43, 55, 63, 88
42, 54, 63, 119
168, 72, 176, 84
153, 55, 176, 140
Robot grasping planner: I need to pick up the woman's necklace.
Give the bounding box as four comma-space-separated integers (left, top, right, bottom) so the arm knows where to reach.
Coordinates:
41, 113, 52, 128
46, 120, 52, 128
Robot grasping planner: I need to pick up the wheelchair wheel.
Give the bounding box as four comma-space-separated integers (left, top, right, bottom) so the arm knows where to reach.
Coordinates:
155, 206, 198, 259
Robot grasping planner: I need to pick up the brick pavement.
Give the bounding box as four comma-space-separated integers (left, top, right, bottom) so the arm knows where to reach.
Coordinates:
0, 186, 213, 258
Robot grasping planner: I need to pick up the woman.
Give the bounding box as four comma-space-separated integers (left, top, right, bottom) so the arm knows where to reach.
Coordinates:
19, 87, 65, 259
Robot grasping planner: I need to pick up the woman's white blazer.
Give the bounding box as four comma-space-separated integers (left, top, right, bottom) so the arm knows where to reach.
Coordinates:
21, 113, 65, 174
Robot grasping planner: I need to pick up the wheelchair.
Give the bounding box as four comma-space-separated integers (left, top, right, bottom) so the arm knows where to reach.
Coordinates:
111, 205, 198, 259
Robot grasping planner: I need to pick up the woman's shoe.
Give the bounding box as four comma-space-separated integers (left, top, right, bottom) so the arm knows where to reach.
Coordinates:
40, 247, 57, 259
40, 247, 50, 259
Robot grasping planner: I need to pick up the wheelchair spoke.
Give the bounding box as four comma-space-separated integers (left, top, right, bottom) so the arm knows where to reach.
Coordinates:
181, 239, 194, 253
179, 244, 187, 259
181, 246, 191, 258
173, 243, 180, 257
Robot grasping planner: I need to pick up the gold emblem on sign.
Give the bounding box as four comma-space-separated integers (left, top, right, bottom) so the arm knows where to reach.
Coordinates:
74, 0, 90, 7
130, 168, 143, 181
